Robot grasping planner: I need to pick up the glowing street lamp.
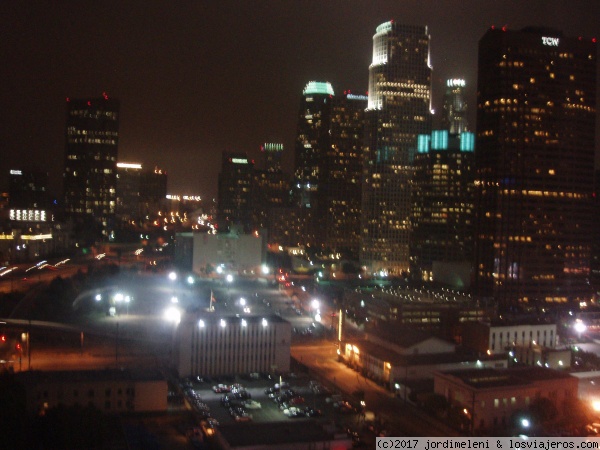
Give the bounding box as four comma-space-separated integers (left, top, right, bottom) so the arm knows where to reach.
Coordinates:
168, 271, 177, 281
226, 274, 234, 283
163, 306, 181, 324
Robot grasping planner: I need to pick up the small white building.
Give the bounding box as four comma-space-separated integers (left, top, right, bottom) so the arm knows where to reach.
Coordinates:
176, 313, 291, 378
461, 320, 557, 355
192, 228, 266, 275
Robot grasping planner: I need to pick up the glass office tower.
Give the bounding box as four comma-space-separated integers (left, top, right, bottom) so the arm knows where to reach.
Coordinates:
63, 94, 119, 241
361, 21, 432, 275
474, 27, 597, 308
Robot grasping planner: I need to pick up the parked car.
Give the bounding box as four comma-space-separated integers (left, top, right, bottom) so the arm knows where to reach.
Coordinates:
212, 384, 231, 393
305, 407, 322, 417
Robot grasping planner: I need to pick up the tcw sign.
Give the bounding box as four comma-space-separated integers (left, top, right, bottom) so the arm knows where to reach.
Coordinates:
542, 36, 560, 46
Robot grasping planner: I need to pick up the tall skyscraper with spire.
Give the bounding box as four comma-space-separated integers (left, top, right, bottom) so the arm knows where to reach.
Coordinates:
474, 26, 597, 309
63, 94, 119, 242
360, 21, 433, 275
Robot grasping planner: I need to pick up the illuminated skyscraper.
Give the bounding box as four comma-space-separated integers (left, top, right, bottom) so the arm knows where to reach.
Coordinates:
411, 130, 475, 284
293, 81, 335, 248
63, 94, 119, 241
261, 142, 284, 173
361, 21, 433, 275
217, 152, 254, 233
474, 27, 597, 308
115, 162, 142, 223
441, 79, 469, 134
324, 92, 367, 258
253, 143, 289, 233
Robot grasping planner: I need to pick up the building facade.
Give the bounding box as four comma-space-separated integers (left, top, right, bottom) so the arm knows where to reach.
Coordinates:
115, 162, 142, 223
292, 81, 335, 249
63, 94, 119, 241
361, 21, 433, 275
175, 227, 266, 275
411, 130, 475, 282
473, 27, 597, 308
217, 153, 254, 233
434, 367, 579, 433
16, 369, 168, 414
176, 314, 291, 377
252, 143, 289, 235
441, 78, 469, 135
461, 320, 557, 355
322, 93, 367, 259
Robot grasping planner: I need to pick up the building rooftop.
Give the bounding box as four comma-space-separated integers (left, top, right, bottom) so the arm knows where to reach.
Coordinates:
440, 366, 574, 389
15, 368, 165, 385
366, 323, 453, 349
185, 313, 289, 326
346, 337, 503, 366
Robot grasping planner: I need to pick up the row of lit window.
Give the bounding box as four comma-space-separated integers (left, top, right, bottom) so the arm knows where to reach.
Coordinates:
67, 128, 117, 137
67, 138, 117, 145
69, 110, 118, 120
69, 169, 114, 176
502, 189, 586, 199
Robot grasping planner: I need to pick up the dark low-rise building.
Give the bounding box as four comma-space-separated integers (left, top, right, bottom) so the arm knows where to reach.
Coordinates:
15, 368, 168, 415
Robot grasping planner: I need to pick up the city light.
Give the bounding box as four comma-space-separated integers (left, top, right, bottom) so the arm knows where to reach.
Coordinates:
168, 272, 177, 281
226, 274, 233, 283
574, 320, 587, 334
163, 307, 181, 324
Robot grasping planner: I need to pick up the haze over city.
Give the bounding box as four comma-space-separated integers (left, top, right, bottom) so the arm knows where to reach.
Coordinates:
2, 0, 600, 199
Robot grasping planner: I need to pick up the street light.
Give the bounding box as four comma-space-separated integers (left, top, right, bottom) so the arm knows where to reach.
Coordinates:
163, 306, 181, 324
168, 271, 177, 281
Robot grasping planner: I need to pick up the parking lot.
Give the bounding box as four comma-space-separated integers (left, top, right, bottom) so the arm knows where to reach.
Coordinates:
178, 373, 369, 446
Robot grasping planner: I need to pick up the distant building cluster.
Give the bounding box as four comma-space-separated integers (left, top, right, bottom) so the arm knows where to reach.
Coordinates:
212, 23, 598, 311
0, 22, 597, 313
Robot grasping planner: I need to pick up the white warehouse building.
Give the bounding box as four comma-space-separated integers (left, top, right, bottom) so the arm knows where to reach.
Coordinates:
176, 314, 291, 378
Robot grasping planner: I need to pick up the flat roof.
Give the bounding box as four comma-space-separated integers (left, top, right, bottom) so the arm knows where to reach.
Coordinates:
345, 338, 504, 366
15, 368, 165, 385
440, 366, 574, 389
185, 313, 289, 325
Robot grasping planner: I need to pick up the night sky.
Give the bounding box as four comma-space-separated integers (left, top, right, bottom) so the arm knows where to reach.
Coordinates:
2, 1, 599, 200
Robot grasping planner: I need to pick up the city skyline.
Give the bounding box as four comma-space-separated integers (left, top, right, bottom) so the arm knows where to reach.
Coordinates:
2, 1, 599, 199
